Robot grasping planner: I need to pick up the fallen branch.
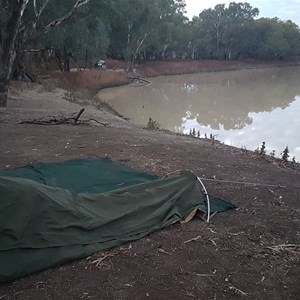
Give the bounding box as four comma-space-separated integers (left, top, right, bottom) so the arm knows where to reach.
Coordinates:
20, 108, 110, 127
184, 235, 202, 244
88, 244, 132, 268
195, 273, 216, 277
209, 239, 218, 247
157, 248, 172, 256
74, 108, 85, 122
83, 118, 110, 127
228, 284, 248, 297
128, 76, 152, 85
90, 252, 116, 267
267, 244, 300, 254
207, 228, 217, 234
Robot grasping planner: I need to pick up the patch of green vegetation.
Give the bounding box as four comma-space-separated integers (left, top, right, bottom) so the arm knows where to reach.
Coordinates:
147, 117, 160, 130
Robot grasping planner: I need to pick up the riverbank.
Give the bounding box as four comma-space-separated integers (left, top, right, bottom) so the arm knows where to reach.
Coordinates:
95, 65, 300, 161
51, 58, 300, 92
134, 57, 300, 77
0, 83, 299, 299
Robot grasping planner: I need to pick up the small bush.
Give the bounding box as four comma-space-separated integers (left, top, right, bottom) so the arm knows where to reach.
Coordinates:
269, 150, 276, 157
281, 146, 289, 162
260, 142, 266, 155
147, 117, 160, 130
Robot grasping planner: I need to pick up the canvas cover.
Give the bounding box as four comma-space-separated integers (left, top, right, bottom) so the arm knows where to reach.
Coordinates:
0, 158, 235, 283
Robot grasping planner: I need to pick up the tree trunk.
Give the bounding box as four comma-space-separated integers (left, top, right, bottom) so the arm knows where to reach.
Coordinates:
127, 32, 150, 71
0, 78, 7, 108
63, 46, 70, 72
0, 58, 7, 107
84, 49, 88, 69
0, 0, 29, 107
0, 0, 91, 107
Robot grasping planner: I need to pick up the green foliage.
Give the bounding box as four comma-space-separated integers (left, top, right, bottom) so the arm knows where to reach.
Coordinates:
106, 0, 190, 64
195, 2, 260, 59
0, 1, 11, 33
41, 16, 110, 61
2, 0, 300, 77
253, 18, 300, 59
190, 3, 300, 60
33, 0, 110, 64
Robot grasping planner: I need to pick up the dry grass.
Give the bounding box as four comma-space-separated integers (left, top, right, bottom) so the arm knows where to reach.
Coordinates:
21, 57, 300, 94
105, 59, 127, 69
53, 69, 130, 92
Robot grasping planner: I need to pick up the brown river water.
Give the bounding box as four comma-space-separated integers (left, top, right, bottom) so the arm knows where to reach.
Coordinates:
97, 66, 300, 161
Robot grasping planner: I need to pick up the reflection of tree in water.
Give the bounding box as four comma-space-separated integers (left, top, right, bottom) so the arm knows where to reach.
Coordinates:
164, 68, 299, 130
233, 116, 253, 129
101, 67, 300, 131
198, 114, 254, 130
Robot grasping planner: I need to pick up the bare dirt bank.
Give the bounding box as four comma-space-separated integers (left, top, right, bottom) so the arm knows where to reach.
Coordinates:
0, 83, 299, 299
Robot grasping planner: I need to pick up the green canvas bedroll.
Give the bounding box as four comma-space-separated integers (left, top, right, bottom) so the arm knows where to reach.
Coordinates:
0, 158, 235, 283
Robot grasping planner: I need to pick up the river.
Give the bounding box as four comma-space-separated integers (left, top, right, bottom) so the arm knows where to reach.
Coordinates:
97, 66, 300, 161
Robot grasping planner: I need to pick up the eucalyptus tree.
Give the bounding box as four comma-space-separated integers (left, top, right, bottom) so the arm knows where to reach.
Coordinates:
253, 18, 300, 59
196, 2, 259, 59
38, 0, 110, 70
282, 20, 300, 56
222, 2, 259, 59
197, 4, 227, 58
152, 6, 191, 60
108, 0, 156, 69
0, 0, 91, 107
108, 0, 187, 67
189, 16, 214, 59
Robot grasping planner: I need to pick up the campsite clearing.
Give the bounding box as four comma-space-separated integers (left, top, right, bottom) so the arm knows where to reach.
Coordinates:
0, 83, 300, 299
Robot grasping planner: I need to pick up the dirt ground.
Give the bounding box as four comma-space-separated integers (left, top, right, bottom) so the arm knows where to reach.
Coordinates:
0, 79, 300, 300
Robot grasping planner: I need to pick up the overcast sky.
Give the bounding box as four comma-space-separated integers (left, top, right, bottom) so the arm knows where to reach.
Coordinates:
184, 0, 300, 25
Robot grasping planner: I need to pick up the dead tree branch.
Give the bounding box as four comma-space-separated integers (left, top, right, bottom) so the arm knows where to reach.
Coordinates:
19, 108, 110, 126
128, 77, 151, 84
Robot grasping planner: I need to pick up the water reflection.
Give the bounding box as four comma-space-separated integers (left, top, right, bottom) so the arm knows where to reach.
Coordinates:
97, 66, 300, 160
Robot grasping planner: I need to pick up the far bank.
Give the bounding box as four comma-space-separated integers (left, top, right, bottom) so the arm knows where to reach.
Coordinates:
51, 58, 300, 92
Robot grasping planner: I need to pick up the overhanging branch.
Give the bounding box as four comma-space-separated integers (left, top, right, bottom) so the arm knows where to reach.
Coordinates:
43, 0, 90, 33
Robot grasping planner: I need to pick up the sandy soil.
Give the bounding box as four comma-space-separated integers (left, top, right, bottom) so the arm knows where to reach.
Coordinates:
0, 81, 300, 300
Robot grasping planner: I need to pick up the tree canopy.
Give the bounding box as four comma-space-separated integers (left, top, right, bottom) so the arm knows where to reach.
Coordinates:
2, 1, 300, 65
0, 1, 300, 84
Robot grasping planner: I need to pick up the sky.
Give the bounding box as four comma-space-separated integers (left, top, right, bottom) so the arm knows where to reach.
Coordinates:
184, 0, 300, 25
